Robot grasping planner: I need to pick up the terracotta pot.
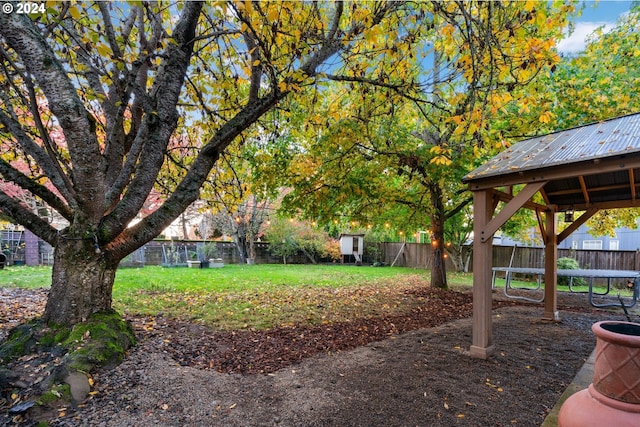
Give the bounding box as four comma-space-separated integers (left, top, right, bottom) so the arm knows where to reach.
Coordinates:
559, 321, 640, 427
592, 321, 640, 402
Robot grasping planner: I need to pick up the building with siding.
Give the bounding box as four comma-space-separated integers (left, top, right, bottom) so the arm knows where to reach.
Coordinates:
496, 219, 640, 251
558, 220, 640, 251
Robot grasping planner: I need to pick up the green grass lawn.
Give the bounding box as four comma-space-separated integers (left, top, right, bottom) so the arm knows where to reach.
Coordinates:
115, 264, 453, 329
1, 264, 450, 330
0, 264, 432, 289
0, 265, 52, 288
115, 264, 428, 292
2, 264, 628, 330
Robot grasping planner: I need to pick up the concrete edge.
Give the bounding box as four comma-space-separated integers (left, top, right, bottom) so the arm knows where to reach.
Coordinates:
540, 349, 595, 427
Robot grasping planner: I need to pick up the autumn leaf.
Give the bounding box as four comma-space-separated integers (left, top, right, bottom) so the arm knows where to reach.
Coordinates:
485, 378, 504, 392
68, 5, 81, 19
96, 44, 110, 57
539, 111, 554, 124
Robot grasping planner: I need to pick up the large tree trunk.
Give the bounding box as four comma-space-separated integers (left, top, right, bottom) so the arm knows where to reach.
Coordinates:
430, 219, 448, 289
42, 237, 119, 325
429, 182, 448, 289
234, 232, 247, 264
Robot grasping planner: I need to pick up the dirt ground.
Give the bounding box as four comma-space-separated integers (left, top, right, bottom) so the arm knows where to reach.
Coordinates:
0, 286, 633, 426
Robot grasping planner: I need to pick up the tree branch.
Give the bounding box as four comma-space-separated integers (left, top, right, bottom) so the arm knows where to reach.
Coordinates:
443, 195, 473, 221
100, 1, 204, 242
0, 190, 59, 245
0, 10, 107, 219
0, 158, 73, 221
0, 108, 76, 209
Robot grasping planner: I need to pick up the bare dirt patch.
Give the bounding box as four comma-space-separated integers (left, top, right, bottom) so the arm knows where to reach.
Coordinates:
0, 286, 632, 426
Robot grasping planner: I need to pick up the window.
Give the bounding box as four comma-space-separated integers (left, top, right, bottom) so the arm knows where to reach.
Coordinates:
582, 240, 603, 250
571, 241, 578, 250
609, 240, 619, 251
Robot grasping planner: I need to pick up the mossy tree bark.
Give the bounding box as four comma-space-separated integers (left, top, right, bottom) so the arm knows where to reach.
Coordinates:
43, 237, 119, 325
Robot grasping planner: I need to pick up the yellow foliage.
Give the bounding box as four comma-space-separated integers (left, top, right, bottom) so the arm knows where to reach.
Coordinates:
431, 156, 452, 166
68, 5, 81, 19
449, 115, 464, 125
538, 111, 554, 124
267, 7, 279, 22
96, 44, 110, 57
441, 24, 455, 38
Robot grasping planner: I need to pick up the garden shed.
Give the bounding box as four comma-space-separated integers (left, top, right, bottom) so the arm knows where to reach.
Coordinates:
463, 112, 640, 359
339, 233, 365, 264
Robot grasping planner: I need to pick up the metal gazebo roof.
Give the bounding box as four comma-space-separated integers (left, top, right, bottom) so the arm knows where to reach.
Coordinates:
464, 113, 640, 212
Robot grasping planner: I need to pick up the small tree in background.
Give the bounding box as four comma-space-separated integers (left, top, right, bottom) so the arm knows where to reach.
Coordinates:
264, 218, 338, 264
200, 195, 270, 264
264, 217, 299, 264
324, 239, 342, 263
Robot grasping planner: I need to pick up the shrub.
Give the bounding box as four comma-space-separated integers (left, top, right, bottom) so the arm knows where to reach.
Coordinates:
201, 242, 219, 259
264, 218, 338, 264
557, 257, 586, 287
324, 239, 341, 262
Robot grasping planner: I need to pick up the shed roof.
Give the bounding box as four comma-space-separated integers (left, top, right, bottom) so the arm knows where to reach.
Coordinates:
463, 113, 640, 212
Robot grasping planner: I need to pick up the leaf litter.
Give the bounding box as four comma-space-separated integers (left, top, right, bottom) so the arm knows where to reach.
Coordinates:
0, 280, 632, 426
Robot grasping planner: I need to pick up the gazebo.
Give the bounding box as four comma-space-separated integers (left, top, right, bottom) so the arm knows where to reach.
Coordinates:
462, 112, 640, 359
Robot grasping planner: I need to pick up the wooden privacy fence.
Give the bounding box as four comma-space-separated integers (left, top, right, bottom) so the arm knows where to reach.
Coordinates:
15, 230, 640, 271
379, 242, 457, 270
124, 241, 640, 271
378, 243, 640, 272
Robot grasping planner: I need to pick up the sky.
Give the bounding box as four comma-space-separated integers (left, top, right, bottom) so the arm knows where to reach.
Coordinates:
557, 1, 634, 53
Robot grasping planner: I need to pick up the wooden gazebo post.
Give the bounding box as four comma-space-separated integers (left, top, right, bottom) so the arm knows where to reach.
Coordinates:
470, 188, 496, 358
469, 182, 546, 358
543, 207, 560, 321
